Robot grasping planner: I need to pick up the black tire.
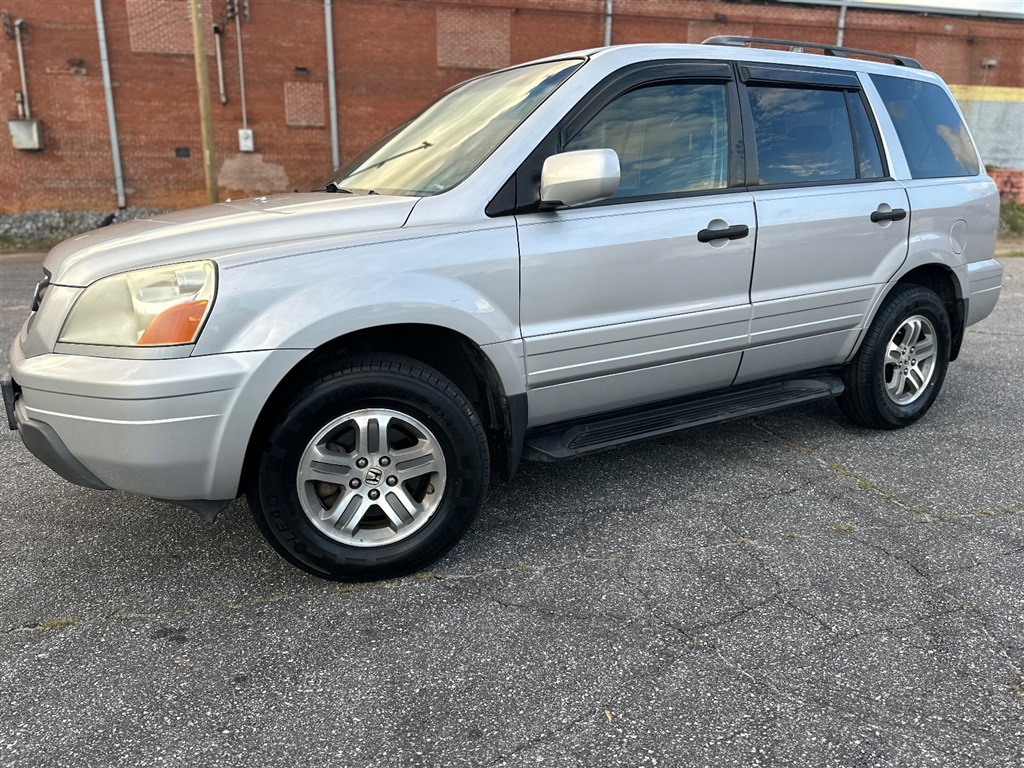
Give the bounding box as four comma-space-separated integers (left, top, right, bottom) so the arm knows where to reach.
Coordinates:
838, 284, 951, 430
247, 354, 489, 581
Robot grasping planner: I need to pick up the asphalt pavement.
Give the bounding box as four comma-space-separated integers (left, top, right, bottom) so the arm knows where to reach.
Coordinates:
1, 252, 1022, 767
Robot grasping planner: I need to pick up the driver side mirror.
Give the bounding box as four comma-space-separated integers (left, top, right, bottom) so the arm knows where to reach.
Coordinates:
540, 148, 620, 208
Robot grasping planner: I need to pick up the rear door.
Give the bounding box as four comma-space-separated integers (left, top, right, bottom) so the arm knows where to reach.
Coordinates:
513, 63, 757, 425
735, 64, 910, 384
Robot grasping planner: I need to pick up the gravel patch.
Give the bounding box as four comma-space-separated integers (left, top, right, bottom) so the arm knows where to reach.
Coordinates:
0, 208, 164, 251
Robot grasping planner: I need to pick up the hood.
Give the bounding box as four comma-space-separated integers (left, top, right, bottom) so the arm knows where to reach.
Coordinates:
44, 193, 419, 286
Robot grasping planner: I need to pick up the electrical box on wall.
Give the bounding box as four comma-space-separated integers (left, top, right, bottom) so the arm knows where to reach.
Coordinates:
238, 128, 254, 152
9, 119, 43, 151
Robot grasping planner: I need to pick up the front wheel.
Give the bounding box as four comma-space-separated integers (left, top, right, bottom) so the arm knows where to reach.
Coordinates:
838, 284, 951, 429
247, 355, 489, 581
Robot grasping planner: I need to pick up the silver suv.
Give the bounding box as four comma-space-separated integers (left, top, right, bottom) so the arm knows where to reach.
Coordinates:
3, 38, 1004, 580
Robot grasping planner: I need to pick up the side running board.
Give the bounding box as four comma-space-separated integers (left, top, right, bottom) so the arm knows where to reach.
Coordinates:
523, 374, 844, 462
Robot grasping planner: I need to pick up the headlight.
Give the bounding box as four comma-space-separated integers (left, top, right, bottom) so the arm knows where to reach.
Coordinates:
58, 261, 216, 347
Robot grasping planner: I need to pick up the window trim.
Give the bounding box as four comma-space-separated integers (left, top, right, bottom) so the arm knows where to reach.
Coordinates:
738, 63, 860, 89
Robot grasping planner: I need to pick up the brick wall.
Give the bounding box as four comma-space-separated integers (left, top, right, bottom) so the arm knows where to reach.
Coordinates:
437, 5, 510, 69
125, 0, 216, 55
989, 168, 1024, 204
1, 0, 1022, 214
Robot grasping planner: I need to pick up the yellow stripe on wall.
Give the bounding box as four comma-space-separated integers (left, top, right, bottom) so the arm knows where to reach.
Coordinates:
948, 84, 1024, 103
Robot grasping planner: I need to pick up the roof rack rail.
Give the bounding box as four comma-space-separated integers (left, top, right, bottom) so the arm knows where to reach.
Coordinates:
702, 35, 922, 69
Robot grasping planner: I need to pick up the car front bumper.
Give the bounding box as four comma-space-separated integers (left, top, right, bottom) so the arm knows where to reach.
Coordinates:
6, 339, 307, 503
3, 366, 112, 490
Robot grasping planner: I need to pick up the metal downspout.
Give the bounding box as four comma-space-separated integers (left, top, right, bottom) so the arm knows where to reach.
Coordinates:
836, 3, 847, 47
93, 0, 126, 209
13, 19, 30, 117
325, 0, 340, 170
234, 4, 247, 129
604, 0, 613, 48
213, 24, 228, 105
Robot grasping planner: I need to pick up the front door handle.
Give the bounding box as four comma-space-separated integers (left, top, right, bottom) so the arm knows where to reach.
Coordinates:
870, 207, 907, 223
697, 224, 749, 243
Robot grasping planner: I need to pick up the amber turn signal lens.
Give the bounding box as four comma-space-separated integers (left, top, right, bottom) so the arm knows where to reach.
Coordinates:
138, 300, 209, 345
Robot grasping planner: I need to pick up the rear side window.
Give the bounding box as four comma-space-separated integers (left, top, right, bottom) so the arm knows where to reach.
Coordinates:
870, 74, 980, 179
747, 85, 883, 185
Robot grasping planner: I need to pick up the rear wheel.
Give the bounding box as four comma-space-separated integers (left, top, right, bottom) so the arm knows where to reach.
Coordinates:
838, 284, 951, 429
248, 354, 489, 581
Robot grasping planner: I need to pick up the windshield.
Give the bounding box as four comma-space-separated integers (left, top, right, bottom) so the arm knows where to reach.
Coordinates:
328, 58, 583, 197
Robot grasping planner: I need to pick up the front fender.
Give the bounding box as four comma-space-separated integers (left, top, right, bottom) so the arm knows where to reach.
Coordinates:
192, 222, 521, 362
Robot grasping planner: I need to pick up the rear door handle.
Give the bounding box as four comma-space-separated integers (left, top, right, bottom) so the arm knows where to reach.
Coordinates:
697, 224, 749, 243
870, 207, 907, 223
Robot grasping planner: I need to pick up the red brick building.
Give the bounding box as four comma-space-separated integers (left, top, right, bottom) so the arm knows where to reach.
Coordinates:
1, 0, 1022, 214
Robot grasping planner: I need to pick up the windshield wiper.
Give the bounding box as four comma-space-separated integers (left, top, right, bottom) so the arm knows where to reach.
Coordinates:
324, 182, 382, 195
342, 141, 433, 180
325, 141, 432, 192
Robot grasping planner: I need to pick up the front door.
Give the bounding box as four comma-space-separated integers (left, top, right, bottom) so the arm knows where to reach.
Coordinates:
516, 73, 756, 426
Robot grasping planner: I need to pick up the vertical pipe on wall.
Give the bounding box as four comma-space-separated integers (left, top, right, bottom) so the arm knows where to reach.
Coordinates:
603, 0, 613, 48
213, 25, 228, 105
93, 0, 126, 209
325, 0, 340, 170
234, 4, 248, 129
13, 20, 30, 118
836, 3, 847, 47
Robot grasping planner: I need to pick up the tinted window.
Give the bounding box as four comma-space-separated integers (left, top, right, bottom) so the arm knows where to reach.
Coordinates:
564, 82, 729, 199
848, 92, 885, 179
871, 74, 980, 179
748, 86, 857, 185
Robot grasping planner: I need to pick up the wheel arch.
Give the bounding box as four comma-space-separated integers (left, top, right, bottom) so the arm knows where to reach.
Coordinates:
838, 280, 953, 430
885, 263, 966, 361
240, 324, 527, 497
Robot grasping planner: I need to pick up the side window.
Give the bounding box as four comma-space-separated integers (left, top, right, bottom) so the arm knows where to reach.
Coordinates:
563, 82, 729, 199
870, 74, 980, 179
747, 85, 861, 185
848, 92, 885, 179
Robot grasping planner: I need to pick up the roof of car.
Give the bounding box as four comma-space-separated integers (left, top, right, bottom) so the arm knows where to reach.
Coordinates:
531, 40, 942, 84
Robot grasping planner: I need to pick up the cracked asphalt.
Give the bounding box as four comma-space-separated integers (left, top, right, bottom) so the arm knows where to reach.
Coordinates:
1, 252, 1022, 767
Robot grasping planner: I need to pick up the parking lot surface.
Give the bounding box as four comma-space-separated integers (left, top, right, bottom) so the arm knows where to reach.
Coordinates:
1, 252, 1022, 767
